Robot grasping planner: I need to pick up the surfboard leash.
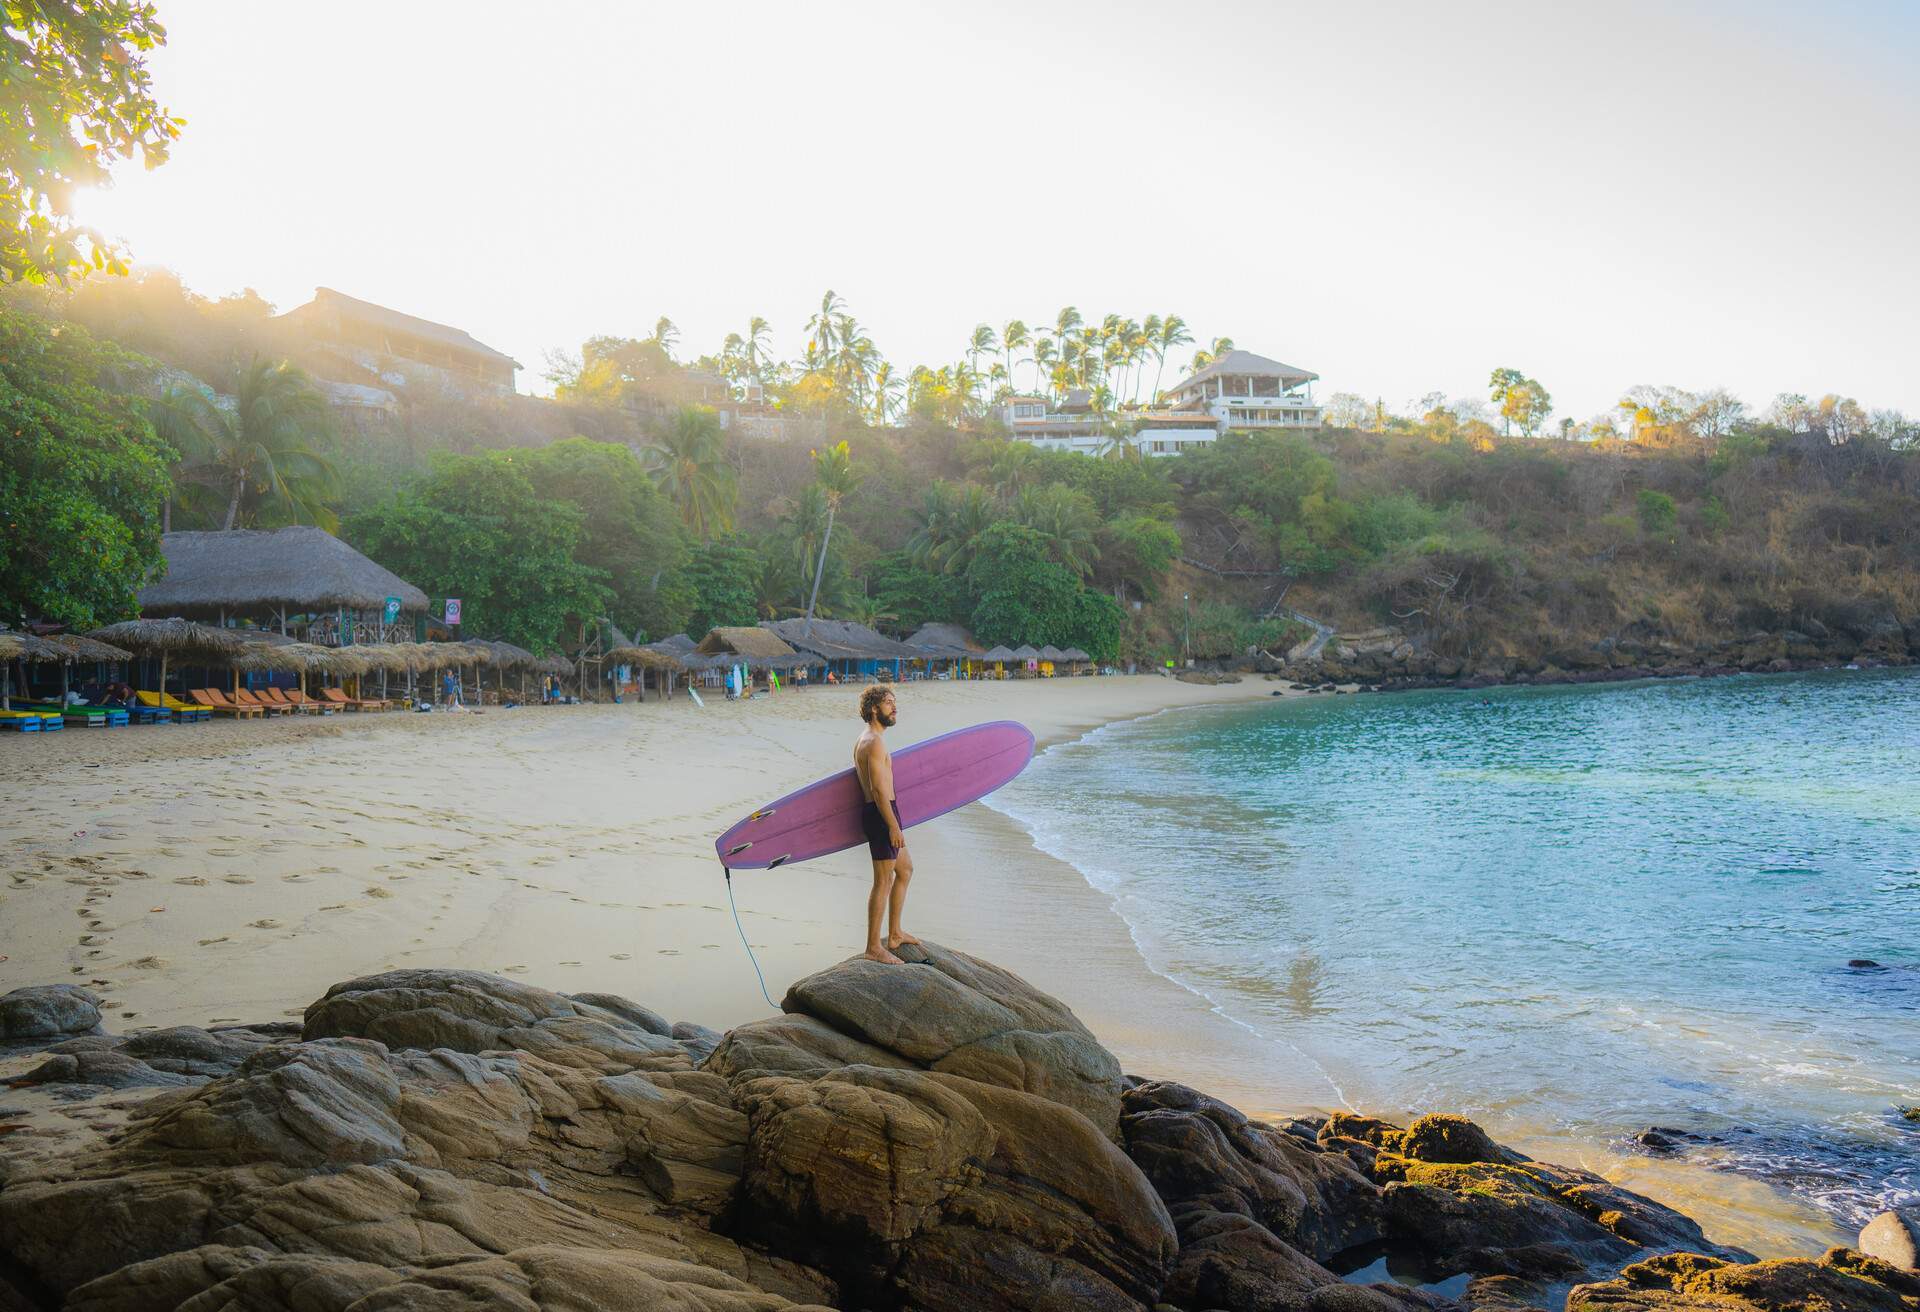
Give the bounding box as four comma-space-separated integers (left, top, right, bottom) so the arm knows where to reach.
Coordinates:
721, 862, 779, 1010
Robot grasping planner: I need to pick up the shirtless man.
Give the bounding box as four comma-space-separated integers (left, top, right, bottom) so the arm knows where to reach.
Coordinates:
854, 685, 918, 964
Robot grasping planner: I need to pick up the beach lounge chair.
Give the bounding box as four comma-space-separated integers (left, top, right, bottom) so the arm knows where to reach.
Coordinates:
0, 709, 61, 730
189, 688, 262, 719
137, 691, 205, 723
318, 688, 368, 712
0, 710, 45, 732
280, 689, 335, 714
233, 688, 292, 716
22, 703, 127, 728
262, 688, 321, 714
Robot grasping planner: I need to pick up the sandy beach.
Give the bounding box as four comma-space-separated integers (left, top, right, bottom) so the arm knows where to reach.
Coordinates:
0, 673, 1840, 1257
0, 676, 1284, 1045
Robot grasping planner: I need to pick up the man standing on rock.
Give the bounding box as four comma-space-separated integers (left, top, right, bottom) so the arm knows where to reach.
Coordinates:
855, 685, 919, 964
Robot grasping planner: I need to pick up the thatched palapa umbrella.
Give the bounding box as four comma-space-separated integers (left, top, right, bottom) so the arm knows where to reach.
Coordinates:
88, 618, 254, 704
1, 632, 133, 707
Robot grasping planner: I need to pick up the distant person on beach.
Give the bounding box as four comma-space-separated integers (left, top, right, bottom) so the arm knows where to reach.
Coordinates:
854, 685, 918, 965
442, 669, 462, 709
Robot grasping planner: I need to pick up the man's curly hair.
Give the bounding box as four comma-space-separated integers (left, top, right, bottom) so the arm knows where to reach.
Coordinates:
859, 685, 893, 722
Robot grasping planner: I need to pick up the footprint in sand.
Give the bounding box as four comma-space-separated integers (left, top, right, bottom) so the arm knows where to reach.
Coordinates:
281, 875, 311, 884
657, 949, 680, 956
174, 876, 209, 886
503, 965, 528, 974
319, 904, 348, 912
128, 956, 166, 970
365, 887, 392, 899
78, 935, 109, 946
248, 919, 281, 929
610, 953, 631, 961
222, 875, 255, 885
559, 960, 581, 967
197, 937, 229, 946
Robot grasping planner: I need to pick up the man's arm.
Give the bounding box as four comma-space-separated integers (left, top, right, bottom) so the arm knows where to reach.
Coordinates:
875, 745, 905, 847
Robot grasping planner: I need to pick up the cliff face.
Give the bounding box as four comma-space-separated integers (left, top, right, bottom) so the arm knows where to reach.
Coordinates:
1, 948, 1914, 1312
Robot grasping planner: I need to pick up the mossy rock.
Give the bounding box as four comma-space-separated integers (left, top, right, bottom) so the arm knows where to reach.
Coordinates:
1393, 1113, 1509, 1165
1568, 1246, 1920, 1309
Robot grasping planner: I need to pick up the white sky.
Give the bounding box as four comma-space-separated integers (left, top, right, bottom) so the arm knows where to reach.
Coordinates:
73, 0, 1920, 420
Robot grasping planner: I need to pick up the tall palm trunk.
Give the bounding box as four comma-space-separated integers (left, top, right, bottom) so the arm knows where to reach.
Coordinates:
802, 503, 836, 636
223, 471, 245, 531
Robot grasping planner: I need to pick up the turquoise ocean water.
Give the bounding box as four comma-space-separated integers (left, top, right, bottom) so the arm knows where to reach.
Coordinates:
986, 669, 1920, 1236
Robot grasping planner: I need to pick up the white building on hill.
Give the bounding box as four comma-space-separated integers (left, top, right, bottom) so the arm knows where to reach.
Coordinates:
999, 349, 1323, 458
1161, 350, 1322, 430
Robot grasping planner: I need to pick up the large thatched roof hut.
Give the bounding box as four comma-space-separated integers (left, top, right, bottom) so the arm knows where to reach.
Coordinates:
696, 626, 798, 663
762, 618, 918, 665
904, 622, 984, 661
137, 528, 428, 643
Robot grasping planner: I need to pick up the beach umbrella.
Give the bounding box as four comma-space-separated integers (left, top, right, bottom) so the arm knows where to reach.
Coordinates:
87, 618, 252, 703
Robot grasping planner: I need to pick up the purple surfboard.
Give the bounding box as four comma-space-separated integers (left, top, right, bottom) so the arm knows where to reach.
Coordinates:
715, 720, 1035, 870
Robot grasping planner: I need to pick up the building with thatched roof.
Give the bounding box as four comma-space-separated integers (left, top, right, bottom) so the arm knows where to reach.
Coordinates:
696, 627, 800, 663
278, 287, 520, 394
904, 622, 982, 659
762, 618, 919, 680
904, 622, 985, 676
138, 528, 428, 646
1163, 349, 1322, 430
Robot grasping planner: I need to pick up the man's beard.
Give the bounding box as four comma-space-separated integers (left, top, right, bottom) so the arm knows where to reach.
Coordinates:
878, 710, 897, 727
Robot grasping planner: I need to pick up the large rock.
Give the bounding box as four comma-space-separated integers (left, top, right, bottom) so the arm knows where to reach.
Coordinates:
15, 1024, 289, 1090
303, 968, 700, 1073
63, 1243, 833, 1312
1862, 1209, 1920, 1271
0, 984, 102, 1040
1567, 1247, 1920, 1310
734, 1064, 1176, 1311
1122, 1080, 1387, 1259
1314, 1113, 1746, 1293
1, 976, 833, 1309
713, 940, 1127, 1137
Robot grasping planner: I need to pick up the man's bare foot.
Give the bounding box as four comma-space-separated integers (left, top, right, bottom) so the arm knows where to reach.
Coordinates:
886, 931, 922, 950
863, 947, 905, 965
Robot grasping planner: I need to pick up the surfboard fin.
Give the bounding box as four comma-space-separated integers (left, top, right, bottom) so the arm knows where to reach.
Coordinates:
726, 841, 753, 857
750, 807, 777, 821
767, 854, 791, 869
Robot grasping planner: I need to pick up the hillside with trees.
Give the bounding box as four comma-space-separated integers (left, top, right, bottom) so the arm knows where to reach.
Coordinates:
4, 270, 1917, 677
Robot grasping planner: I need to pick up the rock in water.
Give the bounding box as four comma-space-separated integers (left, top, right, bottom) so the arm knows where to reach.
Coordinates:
1568, 1248, 1920, 1309
1861, 1209, 1920, 1271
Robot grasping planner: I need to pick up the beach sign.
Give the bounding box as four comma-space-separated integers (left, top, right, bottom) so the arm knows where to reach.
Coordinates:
445, 598, 462, 626
383, 596, 401, 623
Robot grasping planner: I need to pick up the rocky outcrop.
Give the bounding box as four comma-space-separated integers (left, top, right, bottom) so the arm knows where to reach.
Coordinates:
1276, 610, 1915, 692
1567, 1248, 1920, 1309
0, 947, 1902, 1311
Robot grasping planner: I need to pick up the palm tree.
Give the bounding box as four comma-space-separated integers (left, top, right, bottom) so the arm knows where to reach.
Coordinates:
1191, 335, 1235, 374
1150, 314, 1193, 403
1054, 306, 1083, 349
1000, 320, 1029, 395
806, 290, 846, 364
1031, 337, 1058, 397
802, 440, 861, 631
985, 440, 1038, 497
1011, 483, 1100, 578
153, 359, 338, 532
644, 405, 736, 538
906, 480, 959, 568
743, 316, 773, 390
652, 316, 679, 360
940, 484, 998, 578
967, 324, 998, 397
